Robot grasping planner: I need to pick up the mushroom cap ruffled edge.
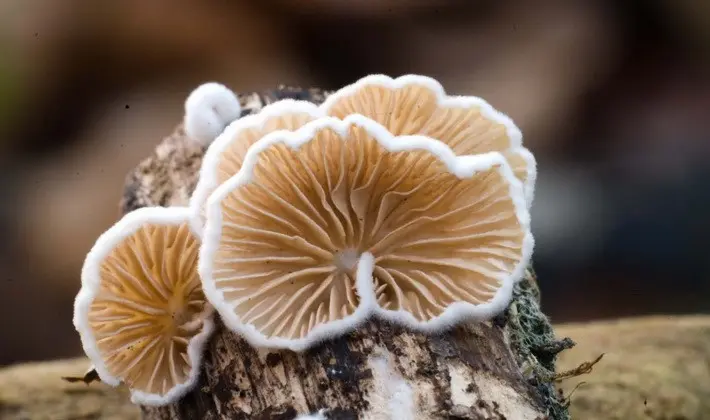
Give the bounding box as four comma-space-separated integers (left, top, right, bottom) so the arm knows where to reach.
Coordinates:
188, 99, 324, 237
320, 74, 536, 206
73, 206, 215, 406
513, 146, 538, 205
190, 74, 535, 238
319, 74, 524, 150
199, 113, 533, 351
184, 82, 242, 146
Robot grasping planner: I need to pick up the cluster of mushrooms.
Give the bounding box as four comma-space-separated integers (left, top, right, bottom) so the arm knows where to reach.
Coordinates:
72, 75, 537, 406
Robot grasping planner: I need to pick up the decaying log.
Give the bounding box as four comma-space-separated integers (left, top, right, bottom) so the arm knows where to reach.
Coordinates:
4, 316, 710, 419
123, 87, 568, 419
142, 315, 554, 419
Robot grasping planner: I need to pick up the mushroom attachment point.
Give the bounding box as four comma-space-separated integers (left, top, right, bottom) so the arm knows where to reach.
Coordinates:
184, 82, 242, 146
199, 114, 533, 351
321, 74, 537, 206
73, 207, 214, 406
189, 99, 323, 236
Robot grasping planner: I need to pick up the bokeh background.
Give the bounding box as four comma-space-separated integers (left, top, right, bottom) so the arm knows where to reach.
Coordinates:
1, 0, 708, 366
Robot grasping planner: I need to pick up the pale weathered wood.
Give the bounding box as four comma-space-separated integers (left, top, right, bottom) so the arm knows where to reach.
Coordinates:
121, 87, 567, 419
140, 315, 550, 419
5, 316, 710, 419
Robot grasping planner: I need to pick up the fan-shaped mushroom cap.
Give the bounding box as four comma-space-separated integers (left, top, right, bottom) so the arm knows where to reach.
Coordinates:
321, 74, 537, 206
200, 114, 533, 351
184, 82, 242, 146
189, 99, 323, 236
73, 207, 214, 406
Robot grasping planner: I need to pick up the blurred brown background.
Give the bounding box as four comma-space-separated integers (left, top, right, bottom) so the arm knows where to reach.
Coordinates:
0, 0, 708, 366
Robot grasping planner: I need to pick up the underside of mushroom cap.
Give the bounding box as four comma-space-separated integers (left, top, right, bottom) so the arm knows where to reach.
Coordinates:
320, 74, 537, 206
184, 82, 242, 146
200, 114, 533, 351
189, 99, 323, 237
74, 207, 214, 406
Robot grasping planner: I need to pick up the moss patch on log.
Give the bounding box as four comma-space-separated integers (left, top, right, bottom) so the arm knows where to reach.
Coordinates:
505, 268, 573, 420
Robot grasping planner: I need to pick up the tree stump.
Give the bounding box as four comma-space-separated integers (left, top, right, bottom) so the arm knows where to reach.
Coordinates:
120, 87, 571, 420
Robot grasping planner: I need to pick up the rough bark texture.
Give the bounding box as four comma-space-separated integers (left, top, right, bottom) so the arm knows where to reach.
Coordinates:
4, 316, 710, 419
110, 87, 566, 419
144, 316, 553, 419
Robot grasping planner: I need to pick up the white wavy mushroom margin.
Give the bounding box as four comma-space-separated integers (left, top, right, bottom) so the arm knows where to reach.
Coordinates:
186, 74, 535, 238
73, 207, 215, 406
198, 114, 534, 352
188, 99, 322, 237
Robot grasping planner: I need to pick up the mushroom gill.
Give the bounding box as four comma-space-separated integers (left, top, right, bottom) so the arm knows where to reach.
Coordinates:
74, 207, 213, 406
189, 100, 323, 236
200, 115, 533, 350
321, 74, 537, 205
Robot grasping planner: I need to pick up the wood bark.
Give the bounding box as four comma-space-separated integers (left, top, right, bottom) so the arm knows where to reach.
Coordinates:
4, 316, 710, 419
142, 316, 549, 419
121, 87, 564, 419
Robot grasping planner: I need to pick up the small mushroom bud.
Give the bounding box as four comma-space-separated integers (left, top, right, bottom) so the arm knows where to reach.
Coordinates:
184, 82, 242, 147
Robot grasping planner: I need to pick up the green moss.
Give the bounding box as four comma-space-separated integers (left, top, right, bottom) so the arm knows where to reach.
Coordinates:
506, 267, 572, 420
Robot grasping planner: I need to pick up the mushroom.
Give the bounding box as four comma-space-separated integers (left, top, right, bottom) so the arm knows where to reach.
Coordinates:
199, 114, 533, 351
320, 74, 537, 205
189, 99, 323, 236
73, 207, 214, 406
184, 82, 242, 146
190, 75, 536, 238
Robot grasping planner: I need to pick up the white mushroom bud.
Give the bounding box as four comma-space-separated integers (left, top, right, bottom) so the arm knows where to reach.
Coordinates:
184, 82, 242, 146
